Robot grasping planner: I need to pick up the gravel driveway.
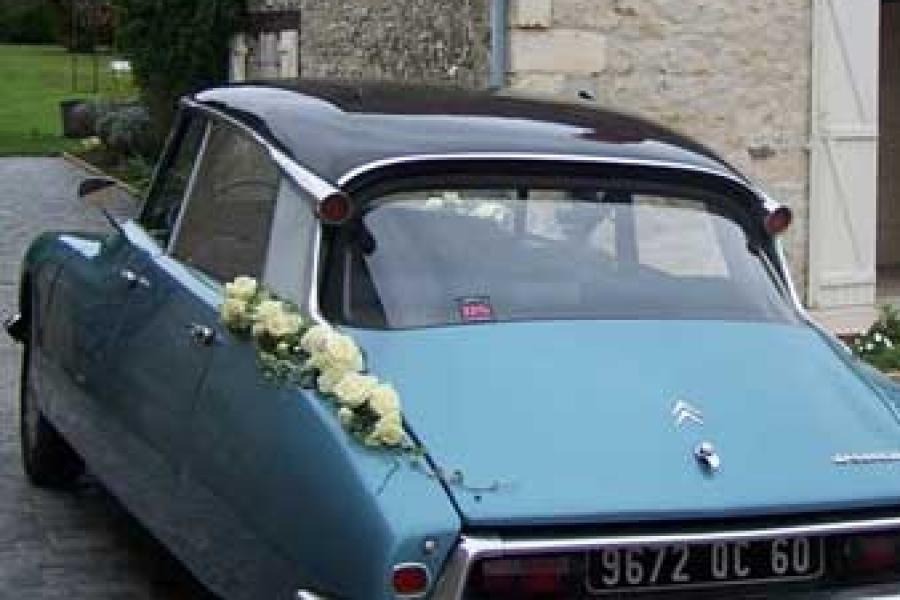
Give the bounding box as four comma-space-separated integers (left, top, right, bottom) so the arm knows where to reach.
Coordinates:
0, 158, 213, 599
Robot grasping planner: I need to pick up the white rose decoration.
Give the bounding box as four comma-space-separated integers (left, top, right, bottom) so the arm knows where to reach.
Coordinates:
368, 413, 405, 447
220, 297, 248, 328
317, 368, 346, 394
307, 333, 364, 373
255, 299, 284, 321
225, 276, 257, 301
300, 324, 333, 353
266, 311, 303, 338
333, 373, 379, 408
367, 383, 400, 418
327, 333, 364, 371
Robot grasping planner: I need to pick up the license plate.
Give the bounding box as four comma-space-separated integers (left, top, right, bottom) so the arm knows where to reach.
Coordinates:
585, 537, 824, 594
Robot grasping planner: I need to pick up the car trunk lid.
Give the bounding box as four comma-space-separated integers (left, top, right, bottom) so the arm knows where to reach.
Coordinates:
352, 320, 900, 526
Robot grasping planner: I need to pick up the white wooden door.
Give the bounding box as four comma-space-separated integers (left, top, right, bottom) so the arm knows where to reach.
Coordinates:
808, 0, 880, 309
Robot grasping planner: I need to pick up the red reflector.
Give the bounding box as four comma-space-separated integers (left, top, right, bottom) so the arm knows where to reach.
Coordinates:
317, 193, 353, 224
765, 206, 793, 236
392, 563, 429, 596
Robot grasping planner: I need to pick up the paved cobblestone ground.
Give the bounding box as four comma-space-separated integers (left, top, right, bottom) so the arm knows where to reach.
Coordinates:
0, 158, 214, 600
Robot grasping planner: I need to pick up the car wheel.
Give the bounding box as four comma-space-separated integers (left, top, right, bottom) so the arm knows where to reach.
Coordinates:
19, 325, 84, 488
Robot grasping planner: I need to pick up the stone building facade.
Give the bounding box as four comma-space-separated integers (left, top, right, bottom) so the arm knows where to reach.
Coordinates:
506, 1, 812, 294
242, 0, 490, 87
241, 0, 897, 330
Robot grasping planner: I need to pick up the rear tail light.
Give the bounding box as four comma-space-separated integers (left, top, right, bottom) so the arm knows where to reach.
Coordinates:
843, 534, 900, 574
392, 563, 430, 597
474, 556, 572, 599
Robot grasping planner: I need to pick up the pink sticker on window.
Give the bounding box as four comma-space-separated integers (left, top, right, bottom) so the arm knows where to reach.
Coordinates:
458, 297, 495, 323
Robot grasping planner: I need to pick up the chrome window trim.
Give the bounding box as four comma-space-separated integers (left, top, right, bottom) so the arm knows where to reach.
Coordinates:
430, 514, 900, 599
166, 120, 211, 255
336, 152, 754, 189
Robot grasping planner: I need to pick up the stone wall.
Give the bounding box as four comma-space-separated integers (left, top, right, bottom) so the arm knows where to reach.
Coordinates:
245, 0, 490, 88
507, 0, 813, 289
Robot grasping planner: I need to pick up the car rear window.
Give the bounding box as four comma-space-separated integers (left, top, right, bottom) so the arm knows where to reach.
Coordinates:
323, 183, 799, 329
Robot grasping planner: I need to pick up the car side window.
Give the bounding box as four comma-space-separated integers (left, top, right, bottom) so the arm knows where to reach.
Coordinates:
170, 122, 280, 282
262, 179, 318, 305
139, 115, 207, 246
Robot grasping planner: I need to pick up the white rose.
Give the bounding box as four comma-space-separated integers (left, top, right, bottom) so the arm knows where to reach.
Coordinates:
338, 407, 355, 428
317, 368, 347, 394
255, 299, 284, 321
266, 311, 303, 338
368, 413, 405, 447
367, 383, 400, 417
225, 276, 257, 301
220, 297, 248, 327
300, 324, 334, 353
325, 333, 364, 371
307, 333, 364, 373
333, 373, 379, 408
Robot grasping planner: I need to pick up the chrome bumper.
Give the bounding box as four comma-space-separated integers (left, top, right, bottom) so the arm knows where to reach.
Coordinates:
430, 514, 900, 599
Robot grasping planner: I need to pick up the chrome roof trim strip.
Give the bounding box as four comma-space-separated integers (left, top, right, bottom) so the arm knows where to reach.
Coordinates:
336, 152, 754, 190
430, 514, 900, 599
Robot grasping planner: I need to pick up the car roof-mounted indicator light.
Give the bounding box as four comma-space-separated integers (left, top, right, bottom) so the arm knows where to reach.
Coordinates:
765, 205, 793, 236
317, 192, 353, 225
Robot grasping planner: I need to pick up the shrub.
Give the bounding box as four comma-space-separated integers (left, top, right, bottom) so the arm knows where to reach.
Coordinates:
850, 305, 900, 372
111, 0, 243, 143
95, 102, 153, 158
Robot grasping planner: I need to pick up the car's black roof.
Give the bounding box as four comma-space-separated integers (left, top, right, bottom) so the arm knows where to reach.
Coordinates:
193, 80, 747, 188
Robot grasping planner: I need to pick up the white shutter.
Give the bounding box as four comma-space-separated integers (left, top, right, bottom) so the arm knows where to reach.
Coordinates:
230, 33, 250, 82
277, 30, 300, 79
229, 30, 300, 82
808, 0, 880, 309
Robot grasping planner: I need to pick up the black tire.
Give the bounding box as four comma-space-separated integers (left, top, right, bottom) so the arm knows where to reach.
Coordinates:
19, 321, 84, 488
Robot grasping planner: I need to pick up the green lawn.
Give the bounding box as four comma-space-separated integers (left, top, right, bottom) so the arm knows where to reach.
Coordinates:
0, 44, 136, 156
